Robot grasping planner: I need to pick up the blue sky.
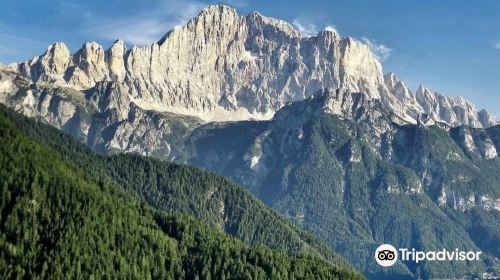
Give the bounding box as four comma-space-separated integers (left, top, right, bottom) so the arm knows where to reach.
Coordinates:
1, 0, 499, 115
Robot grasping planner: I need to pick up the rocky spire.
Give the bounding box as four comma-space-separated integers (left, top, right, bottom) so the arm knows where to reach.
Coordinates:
106, 40, 126, 81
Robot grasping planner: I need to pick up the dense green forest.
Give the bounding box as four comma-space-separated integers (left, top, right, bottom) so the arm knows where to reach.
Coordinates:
0, 105, 364, 279
0, 104, 349, 263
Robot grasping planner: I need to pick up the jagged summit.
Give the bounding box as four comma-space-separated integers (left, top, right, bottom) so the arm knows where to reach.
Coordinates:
1, 4, 497, 128
200, 4, 236, 13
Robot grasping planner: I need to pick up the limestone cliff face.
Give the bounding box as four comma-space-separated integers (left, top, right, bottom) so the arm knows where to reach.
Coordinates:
8, 5, 391, 122
0, 5, 498, 135
413, 84, 497, 128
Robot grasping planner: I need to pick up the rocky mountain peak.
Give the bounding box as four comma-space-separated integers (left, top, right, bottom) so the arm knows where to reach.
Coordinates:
106, 40, 126, 81
384, 72, 400, 89
415, 84, 435, 103
310, 28, 339, 48
107, 40, 126, 57
339, 36, 383, 98
394, 83, 500, 128
384, 72, 412, 100
245, 11, 300, 38
39, 42, 72, 77
74, 42, 107, 77
200, 4, 236, 14
192, 4, 240, 30
2, 5, 497, 128
190, 5, 241, 32
46, 42, 71, 58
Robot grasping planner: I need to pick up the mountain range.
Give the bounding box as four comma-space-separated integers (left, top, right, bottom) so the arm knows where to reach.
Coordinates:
0, 4, 499, 279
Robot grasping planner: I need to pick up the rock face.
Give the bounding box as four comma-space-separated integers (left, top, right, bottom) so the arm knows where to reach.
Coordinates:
179, 90, 500, 277
178, 91, 500, 278
3, 5, 496, 127
382, 73, 498, 128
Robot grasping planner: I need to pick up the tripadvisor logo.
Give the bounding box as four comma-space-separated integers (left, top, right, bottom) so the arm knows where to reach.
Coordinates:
375, 244, 482, 267
375, 244, 398, 267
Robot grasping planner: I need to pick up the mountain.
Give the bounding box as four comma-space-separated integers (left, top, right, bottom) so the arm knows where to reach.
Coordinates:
0, 5, 497, 162
0, 6, 497, 161
0, 104, 364, 279
178, 90, 500, 279
0, 5, 497, 142
384, 72, 497, 128
0, 4, 499, 280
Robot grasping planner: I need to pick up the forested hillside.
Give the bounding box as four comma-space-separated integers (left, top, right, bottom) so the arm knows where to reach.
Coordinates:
178, 94, 500, 279
0, 105, 364, 279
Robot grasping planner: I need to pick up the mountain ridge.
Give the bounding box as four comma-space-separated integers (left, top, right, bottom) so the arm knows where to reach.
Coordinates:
178, 90, 500, 278
0, 4, 497, 129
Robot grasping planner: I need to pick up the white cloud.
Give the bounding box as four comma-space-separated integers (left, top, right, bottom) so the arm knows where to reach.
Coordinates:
361, 37, 393, 61
495, 42, 500, 50
80, 0, 206, 46
292, 20, 339, 37
324, 25, 337, 33
292, 19, 318, 37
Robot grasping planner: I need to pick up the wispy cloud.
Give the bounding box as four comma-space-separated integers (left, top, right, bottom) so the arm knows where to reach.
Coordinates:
292, 19, 340, 37
324, 25, 337, 33
80, 0, 206, 46
292, 19, 318, 37
361, 37, 393, 61
495, 42, 500, 50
